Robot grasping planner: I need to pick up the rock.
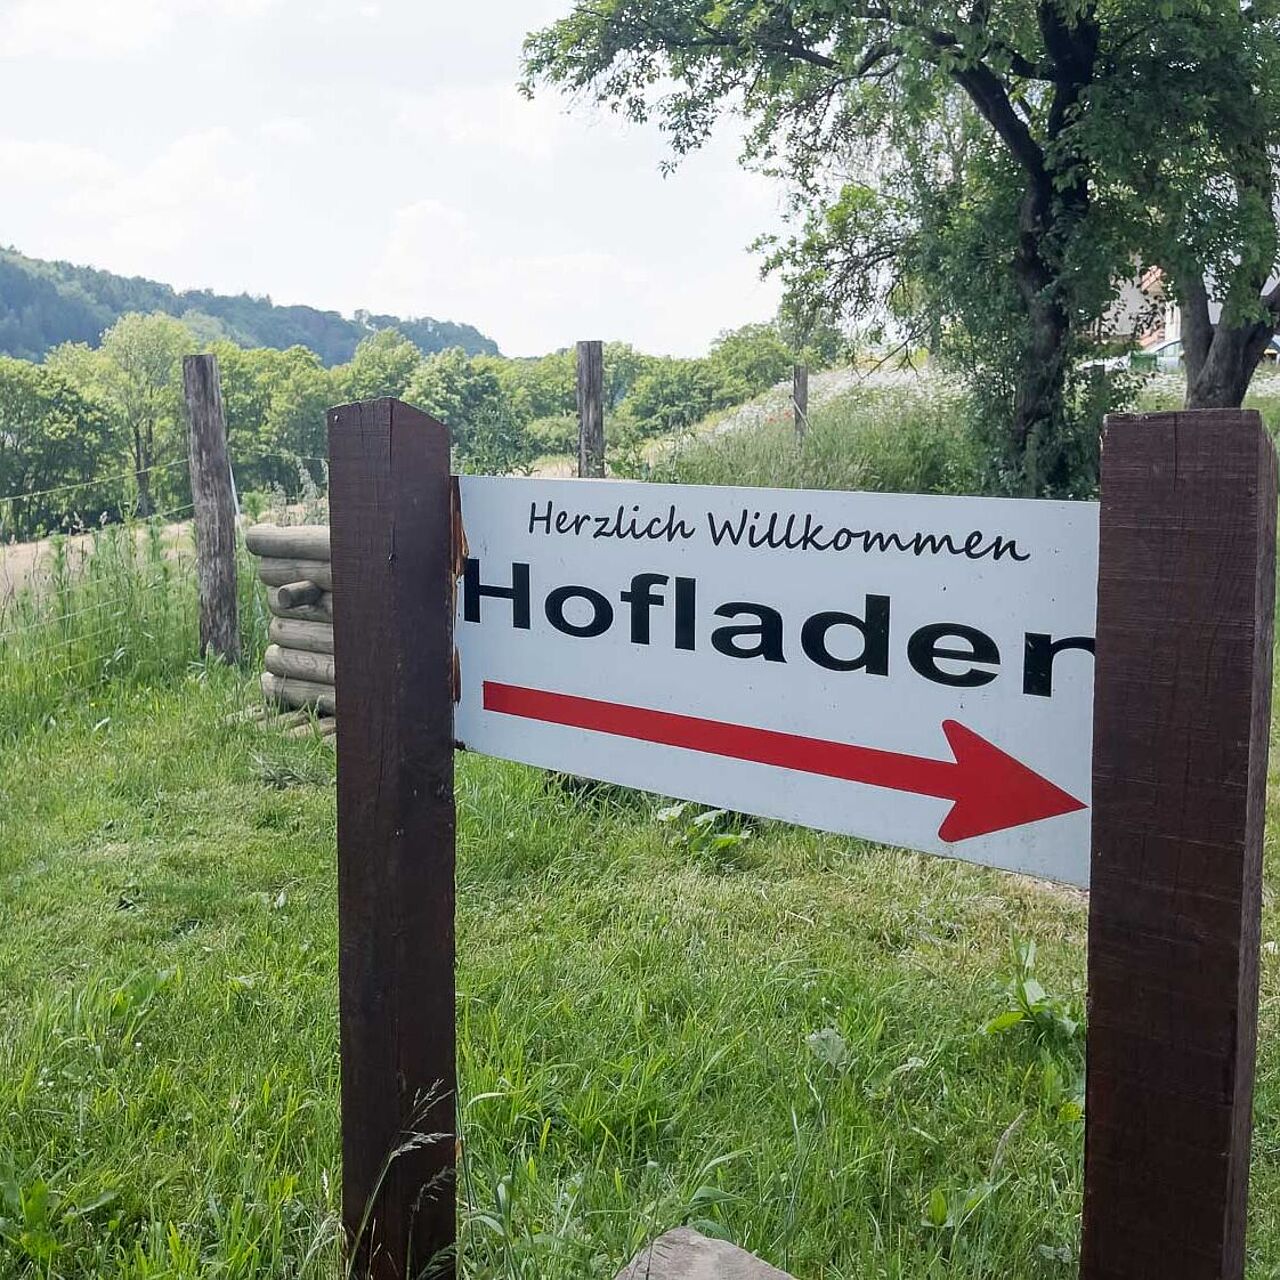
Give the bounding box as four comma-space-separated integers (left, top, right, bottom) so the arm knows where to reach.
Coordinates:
615, 1228, 795, 1280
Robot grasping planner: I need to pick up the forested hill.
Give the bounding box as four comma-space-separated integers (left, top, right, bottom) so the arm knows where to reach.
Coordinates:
0, 247, 499, 364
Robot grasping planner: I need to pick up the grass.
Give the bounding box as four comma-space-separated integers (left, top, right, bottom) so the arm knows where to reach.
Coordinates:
0, 519, 267, 743
2, 664, 1279, 1278
1136, 367, 1280, 435
2, 376, 1280, 1277
649, 378, 986, 497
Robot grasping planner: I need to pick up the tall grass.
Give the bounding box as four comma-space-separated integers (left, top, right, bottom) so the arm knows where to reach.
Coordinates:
650, 381, 986, 496
1136, 368, 1280, 436
0, 520, 267, 742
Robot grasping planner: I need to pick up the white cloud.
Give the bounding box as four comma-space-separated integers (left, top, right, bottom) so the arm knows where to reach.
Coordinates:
389, 84, 580, 163
0, 0, 276, 59
259, 116, 315, 146
371, 195, 778, 356
0, 129, 260, 279
0, 137, 117, 187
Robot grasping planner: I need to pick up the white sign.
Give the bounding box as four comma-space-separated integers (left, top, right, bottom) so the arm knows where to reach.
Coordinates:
454, 477, 1099, 885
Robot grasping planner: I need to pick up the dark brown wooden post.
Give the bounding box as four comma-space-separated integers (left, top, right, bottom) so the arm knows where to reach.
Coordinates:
792, 364, 809, 441
577, 339, 605, 478
1082, 409, 1276, 1279
183, 353, 240, 662
328, 399, 456, 1279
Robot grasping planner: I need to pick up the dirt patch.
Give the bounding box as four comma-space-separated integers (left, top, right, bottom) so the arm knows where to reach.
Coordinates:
0, 521, 194, 605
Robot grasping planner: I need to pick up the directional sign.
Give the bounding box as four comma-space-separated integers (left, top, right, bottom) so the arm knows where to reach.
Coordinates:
454, 477, 1098, 884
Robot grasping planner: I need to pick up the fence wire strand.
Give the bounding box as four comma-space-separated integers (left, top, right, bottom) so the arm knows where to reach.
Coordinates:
0, 574, 182, 641
0, 457, 191, 508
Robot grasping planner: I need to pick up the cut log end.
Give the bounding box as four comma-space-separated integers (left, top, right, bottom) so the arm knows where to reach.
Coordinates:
273, 580, 323, 610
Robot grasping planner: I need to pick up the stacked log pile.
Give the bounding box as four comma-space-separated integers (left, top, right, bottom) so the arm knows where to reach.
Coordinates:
245, 523, 337, 734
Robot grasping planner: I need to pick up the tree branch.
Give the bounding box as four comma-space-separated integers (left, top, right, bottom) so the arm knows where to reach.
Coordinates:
949, 61, 1048, 187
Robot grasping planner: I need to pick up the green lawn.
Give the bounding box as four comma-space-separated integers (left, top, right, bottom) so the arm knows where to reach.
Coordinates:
1, 671, 1278, 1277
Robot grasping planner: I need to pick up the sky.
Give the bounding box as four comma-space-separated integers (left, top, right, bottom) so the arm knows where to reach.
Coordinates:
0, 0, 787, 357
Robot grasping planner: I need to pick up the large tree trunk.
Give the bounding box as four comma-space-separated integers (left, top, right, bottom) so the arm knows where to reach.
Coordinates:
1009, 179, 1073, 495
1183, 304, 1275, 409
1013, 290, 1070, 495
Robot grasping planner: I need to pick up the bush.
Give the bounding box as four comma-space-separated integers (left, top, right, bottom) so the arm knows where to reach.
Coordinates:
525, 413, 579, 457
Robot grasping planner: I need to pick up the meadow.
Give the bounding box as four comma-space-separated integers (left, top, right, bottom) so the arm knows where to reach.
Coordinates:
2, 375, 1279, 1278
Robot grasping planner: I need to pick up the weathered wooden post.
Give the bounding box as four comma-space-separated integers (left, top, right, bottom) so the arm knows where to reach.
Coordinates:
792, 363, 809, 441
1082, 408, 1276, 1279
329, 399, 456, 1279
183, 353, 240, 662
577, 339, 605, 478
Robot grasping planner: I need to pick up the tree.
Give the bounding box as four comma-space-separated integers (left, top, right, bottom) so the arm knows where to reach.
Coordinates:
524, 2, 1280, 489
523, 3, 1111, 491
0, 357, 113, 538
404, 348, 526, 467
603, 342, 655, 409
707, 323, 793, 405
212, 343, 333, 493
619, 357, 717, 436
336, 328, 423, 402
1082, 6, 1280, 407
49, 312, 192, 516
491, 349, 576, 421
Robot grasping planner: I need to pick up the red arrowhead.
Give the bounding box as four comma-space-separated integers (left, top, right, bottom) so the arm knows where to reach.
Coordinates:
937, 720, 1086, 842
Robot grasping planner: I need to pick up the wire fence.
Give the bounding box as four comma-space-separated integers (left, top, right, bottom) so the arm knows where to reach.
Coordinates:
0, 442, 285, 741
0, 446, 332, 545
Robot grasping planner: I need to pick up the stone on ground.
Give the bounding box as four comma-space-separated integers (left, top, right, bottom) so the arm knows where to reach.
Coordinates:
615, 1228, 795, 1279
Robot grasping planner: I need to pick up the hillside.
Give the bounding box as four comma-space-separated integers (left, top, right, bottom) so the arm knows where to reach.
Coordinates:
0, 247, 499, 364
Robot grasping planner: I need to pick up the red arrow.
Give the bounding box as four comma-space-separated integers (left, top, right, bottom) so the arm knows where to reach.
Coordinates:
482, 681, 1085, 842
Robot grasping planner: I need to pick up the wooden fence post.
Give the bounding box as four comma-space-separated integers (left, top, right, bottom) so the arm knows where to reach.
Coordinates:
183, 353, 240, 662
328, 399, 456, 1279
577, 339, 605, 478
792, 364, 809, 441
1082, 409, 1276, 1278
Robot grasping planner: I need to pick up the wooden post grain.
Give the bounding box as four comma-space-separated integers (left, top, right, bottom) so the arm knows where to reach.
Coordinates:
792, 364, 809, 441
577, 339, 605, 478
1082, 409, 1277, 1279
183, 354, 240, 662
329, 399, 456, 1279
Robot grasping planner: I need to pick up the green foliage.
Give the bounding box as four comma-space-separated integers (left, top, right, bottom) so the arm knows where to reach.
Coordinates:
655, 803, 754, 873
525, 413, 579, 457
335, 328, 423, 402
455, 405, 539, 478
0, 358, 113, 538
0, 523, 191, 741
619, 357, 717, 438
0, 246, 498, 365
9, 543, 1280, 1274
523, 0, 1280, 488
706, 323, 794, 406
212, 343, 332, 494
654, 379, 987, 497
0, 311, 817, 540
491, 349, 576, 421
406, 348, 501, 434
0, 669, 1128, 1278
982, 940, 1082, 1044
47, 313, 194, 517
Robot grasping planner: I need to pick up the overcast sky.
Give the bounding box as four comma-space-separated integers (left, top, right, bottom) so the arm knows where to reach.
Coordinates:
0, 0, 787, 356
